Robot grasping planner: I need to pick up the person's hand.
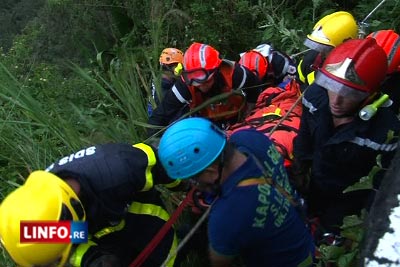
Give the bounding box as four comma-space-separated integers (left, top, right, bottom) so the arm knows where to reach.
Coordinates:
288, 159, 311, 194
187, 187, 215, 214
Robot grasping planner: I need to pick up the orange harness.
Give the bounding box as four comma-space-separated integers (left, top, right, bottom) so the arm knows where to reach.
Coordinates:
188, 60, 247, 121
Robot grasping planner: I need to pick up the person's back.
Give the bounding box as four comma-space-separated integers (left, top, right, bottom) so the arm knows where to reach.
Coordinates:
210, 128, 313, 267
0, 142, 180, 267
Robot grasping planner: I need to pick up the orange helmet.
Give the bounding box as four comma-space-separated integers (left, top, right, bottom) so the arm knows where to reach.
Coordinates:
315, 38, 388, 102
159, 48, 184, 65
239, 50, 269, 80
367, 30, 400, 74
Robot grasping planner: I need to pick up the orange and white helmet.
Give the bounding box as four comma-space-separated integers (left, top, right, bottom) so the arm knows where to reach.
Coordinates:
239, 50, 269, 80
183, 42, 222, 71
304, 11, 358, 54
315, 38, 388, 102
159, 48, 184, 65
367, 30, 400, 74
182, 43, 222, 85
0, 171, 85, 267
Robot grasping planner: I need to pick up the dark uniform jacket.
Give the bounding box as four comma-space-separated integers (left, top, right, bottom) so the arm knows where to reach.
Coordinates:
382, 71, 400, 114
293, 83, 400, 231
45, 143, 179, 267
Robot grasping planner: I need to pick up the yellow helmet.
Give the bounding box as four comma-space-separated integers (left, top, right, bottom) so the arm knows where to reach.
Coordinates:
159, 48, 184, 65
304, 11, 358, 53
0, 170, 85, 267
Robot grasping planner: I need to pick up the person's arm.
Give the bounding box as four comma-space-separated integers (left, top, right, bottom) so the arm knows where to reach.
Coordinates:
293, 104, 313, 162
147, 79, 191, 137
291, 93, 315, 192
232, 63, 262, 104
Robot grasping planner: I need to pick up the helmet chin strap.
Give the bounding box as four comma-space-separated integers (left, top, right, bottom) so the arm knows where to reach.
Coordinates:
212, 151, 225, 196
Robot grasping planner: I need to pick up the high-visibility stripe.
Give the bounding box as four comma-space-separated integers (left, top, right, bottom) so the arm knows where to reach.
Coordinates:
237, 177, 268, 187
165, 231, 179, 267
199, 44, 207, 68
69, 240, 97, 267
172, 85, 189, 104
238, 65, 247, 89
133, 143, 155, 192
262, 107, 281, 117
163, 179, 181, 189
128, 202, 170, 221
349, 137, 398, 151
302, 97, 317, 114
297, 59, 306, 83
128, 202, 178, 267
388, 37, 400, 68
306, 71, 315, 85
94, 220, 126, 239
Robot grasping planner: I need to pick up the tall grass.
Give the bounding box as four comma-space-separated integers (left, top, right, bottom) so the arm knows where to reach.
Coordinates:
0, 55, 152, 177
0, 50, 159, 264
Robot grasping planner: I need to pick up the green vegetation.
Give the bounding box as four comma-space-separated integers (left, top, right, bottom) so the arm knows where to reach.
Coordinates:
0, 0, 399, 266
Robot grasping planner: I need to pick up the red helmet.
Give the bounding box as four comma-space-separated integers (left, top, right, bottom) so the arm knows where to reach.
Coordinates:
315, 38, 388, 102
183, 42, 222, 71
239, 50, 269, 80
367, 30, 400, 74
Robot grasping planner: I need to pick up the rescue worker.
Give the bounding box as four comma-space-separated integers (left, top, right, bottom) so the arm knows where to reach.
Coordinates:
148, 48, 185, 116
367, 29, 400, 114
296, 11, 358, 90
240, 44, 297, 89
147, 42, 262, 136
292, 38, 400, 235
239, 50, 269, 84
0, 142, 181, 267
158, 117, 315, 267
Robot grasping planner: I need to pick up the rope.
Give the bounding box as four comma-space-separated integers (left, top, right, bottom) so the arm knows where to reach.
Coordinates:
129, 187, 196, 267
159, 197, 217, 267
290, 49, 312, 59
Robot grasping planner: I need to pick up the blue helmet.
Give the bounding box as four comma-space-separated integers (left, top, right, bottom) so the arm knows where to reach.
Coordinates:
158, 117, 227, 179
